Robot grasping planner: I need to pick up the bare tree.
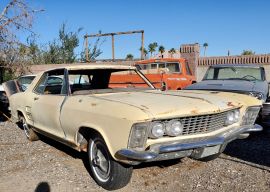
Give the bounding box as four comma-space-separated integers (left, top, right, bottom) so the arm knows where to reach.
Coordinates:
0, 0, 43, 79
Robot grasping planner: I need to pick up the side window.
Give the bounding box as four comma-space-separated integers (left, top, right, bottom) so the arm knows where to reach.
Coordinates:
34, 73, 48, 94
165, 63, 181, 73
158, 63, 165, 69
34, 70, 65, 95
151, 63, 158, 69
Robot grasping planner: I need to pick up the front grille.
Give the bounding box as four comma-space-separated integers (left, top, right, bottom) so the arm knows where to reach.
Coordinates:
180, 112, 227, 135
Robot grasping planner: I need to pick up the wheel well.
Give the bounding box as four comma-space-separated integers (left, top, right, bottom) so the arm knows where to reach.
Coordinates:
77, 127, 103, 152
17, 111, 24, 119
177, 88, 181, 90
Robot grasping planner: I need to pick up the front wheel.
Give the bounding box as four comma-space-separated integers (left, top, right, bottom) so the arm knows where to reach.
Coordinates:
88, 136, 133, 190
19, 115, 39, 141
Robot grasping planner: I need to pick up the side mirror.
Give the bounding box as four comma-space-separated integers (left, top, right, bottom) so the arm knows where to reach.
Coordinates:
159, 68, 169, 74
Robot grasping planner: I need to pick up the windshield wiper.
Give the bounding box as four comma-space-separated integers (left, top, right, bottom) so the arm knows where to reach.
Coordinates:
227, 78, 252, 81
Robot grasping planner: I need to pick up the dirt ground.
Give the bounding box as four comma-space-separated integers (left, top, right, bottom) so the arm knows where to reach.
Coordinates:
0, 120, 270, 192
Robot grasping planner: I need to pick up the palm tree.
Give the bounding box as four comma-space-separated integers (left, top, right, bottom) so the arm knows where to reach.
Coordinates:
139, 47, 148, 59
158, 45, 165, 58
203, 43, 208, 56
126, 54, 134, 60
148, 42, 158, 57
168, 48, 176, 58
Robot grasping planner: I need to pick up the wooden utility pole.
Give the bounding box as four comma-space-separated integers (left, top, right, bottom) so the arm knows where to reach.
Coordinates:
84, 30, 144, 61
111, 34, 115, 60
141, 31, 144, 59
84, 35, 89, 61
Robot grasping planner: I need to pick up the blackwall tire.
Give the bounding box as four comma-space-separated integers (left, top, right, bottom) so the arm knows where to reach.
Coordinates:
88, 136, 133, 190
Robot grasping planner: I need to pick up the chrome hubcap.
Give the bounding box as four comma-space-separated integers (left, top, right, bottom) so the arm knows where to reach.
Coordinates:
22, 118, 30, 138
90, 140, 110, 182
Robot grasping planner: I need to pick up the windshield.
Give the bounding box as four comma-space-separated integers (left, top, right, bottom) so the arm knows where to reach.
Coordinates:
68, 68, 155, 95
203, 67, 263, 81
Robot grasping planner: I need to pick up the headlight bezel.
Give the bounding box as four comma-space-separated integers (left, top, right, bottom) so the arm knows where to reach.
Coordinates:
242, 106, 261, 125
128, 122, 149, 149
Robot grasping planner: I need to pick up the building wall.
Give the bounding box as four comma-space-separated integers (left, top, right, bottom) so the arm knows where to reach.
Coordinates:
179, 43, 200, 76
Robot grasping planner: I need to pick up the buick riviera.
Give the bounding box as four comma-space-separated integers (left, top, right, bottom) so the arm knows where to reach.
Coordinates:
5, 64, 262, 190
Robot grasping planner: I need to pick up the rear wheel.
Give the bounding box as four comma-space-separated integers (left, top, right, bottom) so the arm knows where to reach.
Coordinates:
19, 115, 39, 141
88, 136, 132, 190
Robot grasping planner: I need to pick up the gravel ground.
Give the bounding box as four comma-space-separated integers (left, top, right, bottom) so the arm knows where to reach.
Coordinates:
0, 119, 270, 192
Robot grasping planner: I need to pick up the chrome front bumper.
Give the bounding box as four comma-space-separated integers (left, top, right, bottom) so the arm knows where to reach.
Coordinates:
116, 124, 262, 163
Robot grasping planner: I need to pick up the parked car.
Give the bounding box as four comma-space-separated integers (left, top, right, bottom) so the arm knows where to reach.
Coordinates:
4, 64, 262, 190
185, 64, 269, 102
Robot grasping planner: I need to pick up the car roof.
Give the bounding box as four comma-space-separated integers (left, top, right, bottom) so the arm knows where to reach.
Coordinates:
45, 64, 136, 71
18, 74, 36, 78
209, 64, 262, 68
136, 58, 186, 64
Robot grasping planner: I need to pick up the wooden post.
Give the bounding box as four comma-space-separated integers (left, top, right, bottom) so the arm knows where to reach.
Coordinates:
112, 34, 115, 61
141, 31, 144, 59
84, 35, 89, 62
85, 30, 144, 61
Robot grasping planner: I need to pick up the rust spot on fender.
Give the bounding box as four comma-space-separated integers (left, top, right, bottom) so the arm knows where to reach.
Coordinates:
191, 109, 198, 114
91, 103, 97, 107
227, 102, 235, 107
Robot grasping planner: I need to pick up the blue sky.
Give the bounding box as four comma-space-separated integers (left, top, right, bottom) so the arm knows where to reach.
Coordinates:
7, 0, 270, 59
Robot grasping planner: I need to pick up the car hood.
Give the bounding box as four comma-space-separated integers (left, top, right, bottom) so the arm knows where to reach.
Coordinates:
94, 90, 258, 119
186, 80, 266, 93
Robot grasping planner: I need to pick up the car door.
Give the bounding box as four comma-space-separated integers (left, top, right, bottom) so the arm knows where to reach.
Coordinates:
30, 69, 67, 139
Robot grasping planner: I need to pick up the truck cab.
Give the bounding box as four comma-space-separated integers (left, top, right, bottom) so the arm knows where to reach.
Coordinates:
135, 58, 196, 90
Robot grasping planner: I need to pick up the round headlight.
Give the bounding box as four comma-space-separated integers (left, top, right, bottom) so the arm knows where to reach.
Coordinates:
225, 111, 235, 125
234, 109, 240, 121
225, 110, 240, 125
166, 120, 183, 136
150, 122, 165, 138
